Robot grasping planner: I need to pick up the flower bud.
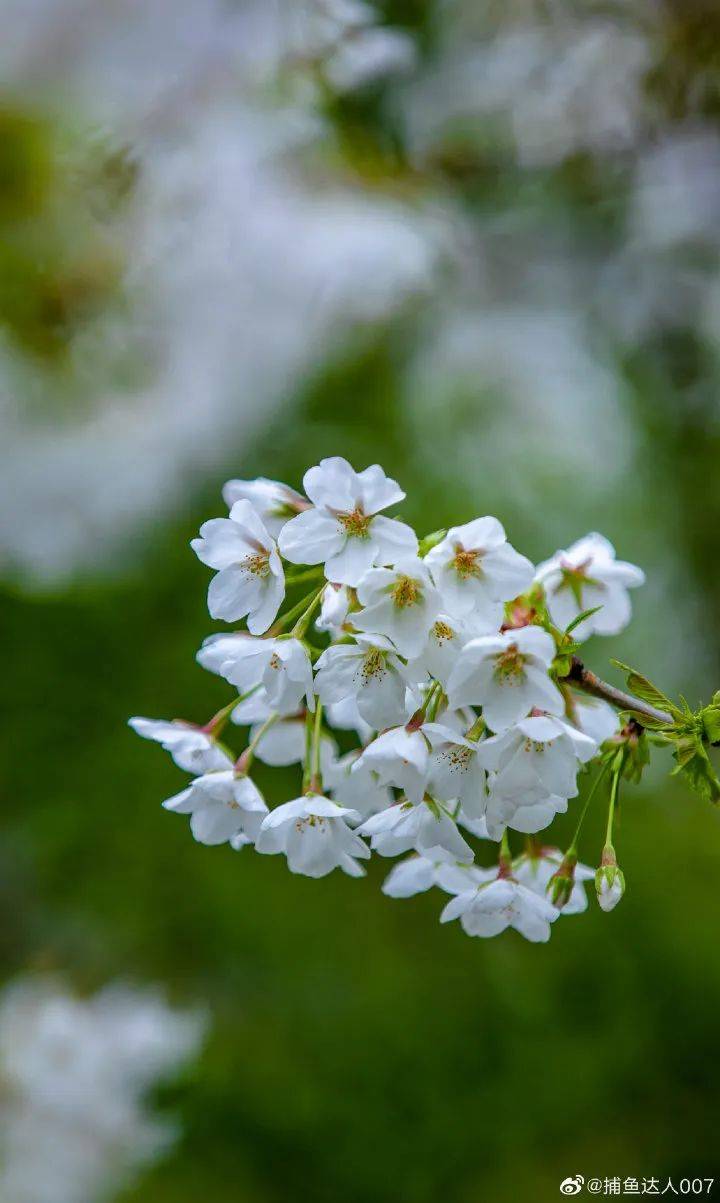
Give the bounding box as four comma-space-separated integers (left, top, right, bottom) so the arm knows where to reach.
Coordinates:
595, 847, 625, 912
547, 852, 577, 910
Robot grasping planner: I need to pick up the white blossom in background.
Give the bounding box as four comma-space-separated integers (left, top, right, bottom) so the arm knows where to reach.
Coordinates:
131, 454, 657, 942
572, 694, 620, 745
535, 533, 645, 639
0, 1, 434, 586
0, 976, 206, 1203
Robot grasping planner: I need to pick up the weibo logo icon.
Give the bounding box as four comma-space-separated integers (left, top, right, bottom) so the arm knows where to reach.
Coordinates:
559, 1176, 584, 1196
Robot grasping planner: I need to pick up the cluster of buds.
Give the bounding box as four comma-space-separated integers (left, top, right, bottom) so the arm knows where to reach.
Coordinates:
130, 455, 669, 944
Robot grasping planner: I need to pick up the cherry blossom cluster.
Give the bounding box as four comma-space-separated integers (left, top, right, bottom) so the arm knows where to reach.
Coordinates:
131, 456, 651, 943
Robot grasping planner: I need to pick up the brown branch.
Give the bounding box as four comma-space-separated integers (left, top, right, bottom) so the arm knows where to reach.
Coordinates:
565, 656, 674, 728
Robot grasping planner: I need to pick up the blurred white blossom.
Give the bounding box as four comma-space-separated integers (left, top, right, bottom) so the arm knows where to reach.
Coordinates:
0, 976, 206, 1203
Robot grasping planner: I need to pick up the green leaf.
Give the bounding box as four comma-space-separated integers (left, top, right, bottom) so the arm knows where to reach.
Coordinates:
671, 734, 720, 805
564, 606, 603, 635
623, 708, 675, 731
701, 702, 720, 744
418, 529, 447, 557
610, 660, 677, 717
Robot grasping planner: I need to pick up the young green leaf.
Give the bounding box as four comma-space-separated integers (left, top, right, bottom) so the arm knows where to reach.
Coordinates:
564, 606, 603, 636
610, 660, 677, 718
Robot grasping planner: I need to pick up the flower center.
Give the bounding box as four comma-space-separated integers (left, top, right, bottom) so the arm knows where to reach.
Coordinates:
494, 643, 525, 682
339, 507, 372, 539
443, 745, 472, 773
451, 546, 483, 579
242, 551, 270, 578
296, 816, 328, 831
432, 620, 455, 645
557, 558, 600, 605
361, 646, 386, 683
391, 574, 420, 609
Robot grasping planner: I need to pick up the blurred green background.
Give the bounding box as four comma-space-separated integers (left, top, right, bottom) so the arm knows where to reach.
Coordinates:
3, 1, 720, 1200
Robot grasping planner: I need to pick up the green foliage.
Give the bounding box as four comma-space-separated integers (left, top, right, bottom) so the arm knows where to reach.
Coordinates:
610, 660, 679, 720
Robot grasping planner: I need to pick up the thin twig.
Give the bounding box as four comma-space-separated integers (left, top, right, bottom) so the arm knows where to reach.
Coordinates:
565, 656, 673, 728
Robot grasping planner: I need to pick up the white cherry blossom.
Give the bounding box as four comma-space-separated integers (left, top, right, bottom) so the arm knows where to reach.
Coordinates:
572, 694, 620, 744
163, 772, 268, 846
261, 640, 316, 713
479, 714, 597, 806
131, 459, 659, 947
278, 457, 417, 585
196, 635, 314, 715
256, 794, 370, 877
447, 625, 564, 732
191, 500, 285, 631
353, 557, 442, 658
358, 799, 474, 862
315, 634, 414, 730
425, 516, 534, 618
408, 611, 500, 689
353, 725, 430, 803
128, 718, 231, 774
535, 532, 645, 639
247, 716, 337, 771
382, 855, 491, 898
424, 722, 487, 818
221, 476, 307, 537
441, 877, 559, 942
325, 751, 394, 820
484, 792, 570, 841
325, 695, 374, 742
316, 583, 352, 634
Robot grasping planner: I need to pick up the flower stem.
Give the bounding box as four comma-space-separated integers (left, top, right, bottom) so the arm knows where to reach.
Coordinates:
406, 679, 442, 731
310, 702, 324, 793
285, 566, 324, 586
303, 707, 314, 792
567, 758, 611, 857
499, 829, 513, 876
203, 685, 261, 736
604, 765, 622, 851
290, 586, 326, 640
235, 712, 278, 776
273, 585, 324, 635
